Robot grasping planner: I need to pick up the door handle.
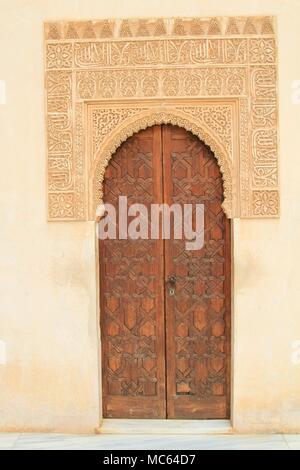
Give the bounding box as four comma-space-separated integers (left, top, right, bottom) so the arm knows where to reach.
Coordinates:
166, 275, 176, 296
167, 275, 176, 285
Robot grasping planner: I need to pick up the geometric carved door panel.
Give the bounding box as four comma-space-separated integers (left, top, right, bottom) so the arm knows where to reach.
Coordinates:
163, 126, 231, 419
100, 126, 166, 418
100, 125, 231, 419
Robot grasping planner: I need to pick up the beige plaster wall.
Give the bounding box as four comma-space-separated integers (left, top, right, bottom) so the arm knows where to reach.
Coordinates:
0, 0, 299, 433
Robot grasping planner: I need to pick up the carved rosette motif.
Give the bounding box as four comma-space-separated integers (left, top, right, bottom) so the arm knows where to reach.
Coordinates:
45, 16, 279, 220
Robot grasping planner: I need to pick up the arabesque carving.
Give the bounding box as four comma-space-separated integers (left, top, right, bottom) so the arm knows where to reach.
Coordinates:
88, 102, 235, 218
45, 16, 279, 219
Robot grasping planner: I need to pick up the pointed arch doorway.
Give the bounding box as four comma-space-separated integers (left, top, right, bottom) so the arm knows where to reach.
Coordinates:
99, 124, 231, 419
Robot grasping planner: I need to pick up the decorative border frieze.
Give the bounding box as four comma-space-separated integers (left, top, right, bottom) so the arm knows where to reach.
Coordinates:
45, 16, 279, 220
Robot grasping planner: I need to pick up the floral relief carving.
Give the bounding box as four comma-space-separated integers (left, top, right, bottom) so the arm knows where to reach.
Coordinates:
88, 102, 236, 218
249, 39, 276, 63
45, 16, 279, 220
92, 107, 147, 155
179, 105, 233, 156
252, 190, 279, 216
90, 109, 234, 219
239, 98, 251, 216
48, 193, 74, 218
46, 43, 73, 68
76, 67, 247, 100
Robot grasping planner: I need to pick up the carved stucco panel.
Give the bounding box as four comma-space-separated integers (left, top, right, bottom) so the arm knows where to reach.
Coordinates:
45, 16, 279, 220
88, 103, 236, 219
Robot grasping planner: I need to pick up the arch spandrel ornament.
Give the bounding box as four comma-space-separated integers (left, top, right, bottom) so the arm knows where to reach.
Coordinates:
45, 16, 279, 220
89, 105, 235, 219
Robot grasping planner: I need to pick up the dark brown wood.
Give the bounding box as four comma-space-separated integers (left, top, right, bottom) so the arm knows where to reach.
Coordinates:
99, 124, 231, 419
162, 124, 231, 419
100, 126, 166, 418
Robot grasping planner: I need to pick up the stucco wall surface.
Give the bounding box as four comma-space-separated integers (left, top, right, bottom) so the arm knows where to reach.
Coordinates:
0, 0, 300, 432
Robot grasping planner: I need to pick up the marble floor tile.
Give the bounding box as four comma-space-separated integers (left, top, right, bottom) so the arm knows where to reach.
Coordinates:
283, 434, 300, 449
13, 433, 102, 450
0, 433, 20, 450
3, 433, 289, 450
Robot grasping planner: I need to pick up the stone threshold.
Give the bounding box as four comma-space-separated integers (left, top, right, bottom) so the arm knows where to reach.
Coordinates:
96, 419, 233, 435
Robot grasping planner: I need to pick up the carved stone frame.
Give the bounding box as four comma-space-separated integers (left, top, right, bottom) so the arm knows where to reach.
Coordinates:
45, 16, 279, 220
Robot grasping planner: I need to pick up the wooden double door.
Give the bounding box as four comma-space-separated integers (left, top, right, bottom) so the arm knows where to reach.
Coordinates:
100, 125, 231, 419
